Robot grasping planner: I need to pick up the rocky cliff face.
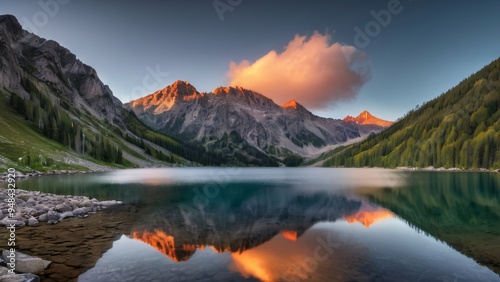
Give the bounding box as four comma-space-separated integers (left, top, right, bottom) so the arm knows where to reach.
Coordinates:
0, 15, 121, 121
126, 81, 386, 159
0, 14, 187, 169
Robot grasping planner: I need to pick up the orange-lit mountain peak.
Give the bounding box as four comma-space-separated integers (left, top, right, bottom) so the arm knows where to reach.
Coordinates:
282, 230, 298, 242
171, 79, 190, 86
343, 111, 393, 127
360, 110, 370, 119
344, 208, 394, 228
213, 85, 247, 95
132, 230, 196, 262
281, 99, 299, 109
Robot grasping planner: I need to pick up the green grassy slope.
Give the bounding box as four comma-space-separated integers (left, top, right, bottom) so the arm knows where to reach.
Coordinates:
0, 89, 91, 172
323, 58, 500, 170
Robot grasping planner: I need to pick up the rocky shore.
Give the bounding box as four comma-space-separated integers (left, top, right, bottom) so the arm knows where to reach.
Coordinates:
0, 170, 105, 182
0, 188, 122, 227
0, 188, 123, 281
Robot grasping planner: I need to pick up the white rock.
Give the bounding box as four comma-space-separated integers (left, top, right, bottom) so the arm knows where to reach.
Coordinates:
72, 207, 91, 216
1, 251, 50, 274
54, 204, 72, 213
0, 217, 17, 226
59, 211, 74, 220
37, 214, 47, 222
27, 217, 39, 227
0, 274, 40, 282
97, 200, 122, 206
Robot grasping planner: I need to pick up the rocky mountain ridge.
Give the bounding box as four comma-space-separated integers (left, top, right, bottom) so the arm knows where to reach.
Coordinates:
126, 81, 390, 162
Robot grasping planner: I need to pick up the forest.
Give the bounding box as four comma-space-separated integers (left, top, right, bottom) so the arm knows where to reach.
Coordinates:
324, 58, 500, 169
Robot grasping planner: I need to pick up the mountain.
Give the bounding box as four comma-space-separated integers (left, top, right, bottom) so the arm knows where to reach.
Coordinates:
323, 58, 500, 169
126, 82, 387, 165
343, 111, 393, 127
0, 15, 221, 172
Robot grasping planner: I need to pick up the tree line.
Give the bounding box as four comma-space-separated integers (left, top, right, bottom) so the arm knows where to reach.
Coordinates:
324, 58, 500, 169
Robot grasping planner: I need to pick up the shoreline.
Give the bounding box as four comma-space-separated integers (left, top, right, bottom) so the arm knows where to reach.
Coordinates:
0, 169, 111, 183
321, 166, 500, 173
0, 204, 138, 281
394, 166, 500, 173
0, 188, 122, 227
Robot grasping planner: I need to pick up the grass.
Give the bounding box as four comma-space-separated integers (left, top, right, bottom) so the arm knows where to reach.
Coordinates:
0, 90, 95, 172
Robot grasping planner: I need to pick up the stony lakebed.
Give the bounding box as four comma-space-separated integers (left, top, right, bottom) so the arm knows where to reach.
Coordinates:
0, 185, 122, 281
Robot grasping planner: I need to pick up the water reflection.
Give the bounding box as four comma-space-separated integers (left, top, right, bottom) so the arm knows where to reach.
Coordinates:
361, 171, 500, 275
344, 203, 394, 228
15, 168, 500, 281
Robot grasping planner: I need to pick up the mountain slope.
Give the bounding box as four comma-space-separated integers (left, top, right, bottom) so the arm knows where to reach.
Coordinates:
0, 15, 221, 171
126, 82, 387, 165
344, 111, 393, 127
324, 58, 500, 169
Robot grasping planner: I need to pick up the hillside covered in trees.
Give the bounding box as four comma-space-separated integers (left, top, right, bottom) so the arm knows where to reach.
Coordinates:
324, 58, 500, 170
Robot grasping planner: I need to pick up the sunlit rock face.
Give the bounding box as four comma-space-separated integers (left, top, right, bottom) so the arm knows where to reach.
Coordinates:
343, 110, 393, 127
126, 81, 387, 159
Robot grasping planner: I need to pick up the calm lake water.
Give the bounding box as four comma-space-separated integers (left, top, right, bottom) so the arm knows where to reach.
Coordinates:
19, 168, 500, 282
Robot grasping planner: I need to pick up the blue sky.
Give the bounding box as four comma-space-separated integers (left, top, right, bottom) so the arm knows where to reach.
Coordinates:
2, 0, 500, 121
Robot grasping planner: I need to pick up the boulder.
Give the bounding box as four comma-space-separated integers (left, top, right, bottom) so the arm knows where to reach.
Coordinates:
15, 221, 26, 227
81, 200, 94, 207
59, 211, 74, 220
0, 217, 17, 226
0, 273, 40, 282
21, 208, 37, 217
1, 251, 50, 274
97, 200, 122, 206
37, 214, 47, 222
0, 265, 8, 276
54, 204, 72, 213
27, 217, 39, 227
46, 211, 60, 224
72, 207, 91, 216
33, 204, 48, 212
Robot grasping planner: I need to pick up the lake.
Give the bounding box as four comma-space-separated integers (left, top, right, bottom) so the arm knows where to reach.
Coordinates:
18, 168, 500, 282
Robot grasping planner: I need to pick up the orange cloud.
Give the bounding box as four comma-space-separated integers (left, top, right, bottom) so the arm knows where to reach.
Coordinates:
228, 33, 370, 109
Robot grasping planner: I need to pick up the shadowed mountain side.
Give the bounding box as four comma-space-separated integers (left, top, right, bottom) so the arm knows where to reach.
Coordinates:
360, 172, 500, 275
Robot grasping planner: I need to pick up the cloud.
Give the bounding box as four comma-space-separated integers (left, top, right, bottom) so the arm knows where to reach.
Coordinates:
228, 33, 370, 109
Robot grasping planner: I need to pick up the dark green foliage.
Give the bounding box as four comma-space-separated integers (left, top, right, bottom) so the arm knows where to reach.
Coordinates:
324, 58, 500, 170
283, 154, 304, 167
10, 78, 124, 165
122, 109, 225, 165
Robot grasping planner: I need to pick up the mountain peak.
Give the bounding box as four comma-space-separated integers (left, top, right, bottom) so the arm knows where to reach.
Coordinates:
0, 15, 23, 35
127, 80, 200, 114
344, 111, 393, 127
168, 80, 196, 93
282, 99, 300, 109
212, 85, 247, 95
360, 110, 372, 118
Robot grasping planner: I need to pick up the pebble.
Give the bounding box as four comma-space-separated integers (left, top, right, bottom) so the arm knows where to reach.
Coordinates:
0, 188, 122, 227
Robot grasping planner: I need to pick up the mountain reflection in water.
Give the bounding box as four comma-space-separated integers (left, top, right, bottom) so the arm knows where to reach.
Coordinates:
18, 168, 500, 282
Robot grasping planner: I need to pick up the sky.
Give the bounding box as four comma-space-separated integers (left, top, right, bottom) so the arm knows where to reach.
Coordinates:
1, 0, 500, 121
